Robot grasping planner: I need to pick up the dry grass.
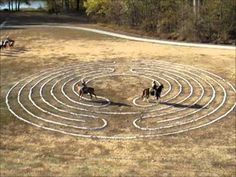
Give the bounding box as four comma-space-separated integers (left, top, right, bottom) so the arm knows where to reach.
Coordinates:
0, 26, 235, 177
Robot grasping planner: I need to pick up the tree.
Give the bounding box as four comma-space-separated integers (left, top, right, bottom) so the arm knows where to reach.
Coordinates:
1, 0, 30, 11
16, 0, 30, 11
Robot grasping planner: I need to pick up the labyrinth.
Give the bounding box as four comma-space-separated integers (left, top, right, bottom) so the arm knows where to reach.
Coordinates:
5, 59, 236, 139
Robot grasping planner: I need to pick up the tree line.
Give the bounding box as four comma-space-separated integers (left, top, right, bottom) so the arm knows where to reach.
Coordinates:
83, 0, 235, 44
0, 0, 85, 12
0, 0, 30, 11
0, 0, 235, 44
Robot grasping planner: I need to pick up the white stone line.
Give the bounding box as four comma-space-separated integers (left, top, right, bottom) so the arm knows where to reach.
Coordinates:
139, 66, 207, 115
62, 72, 112, 108
83, 72, 171, 108
81, 71, 164, 103
132, 68, 185, 104
131, 62, 216, 126
51, 73, 88, 111
133, 67, 227, 131
18, 74, 81, 127
156, 60, 235, 94
85, 70, 170, 109
81, 73, 170, 115
149, 60, 234, 89
12, 64, 109, 130
39, 71, 96, 118
132, 73, 176, 107
6, 78, 233, 140
17, 72, 107, 131
71, 80, 110, 105
50, 71, 114, 113
154, 73, 212, 123
133, 60, 234, 124
5, 73, 135, 139
138, 82, 235, 138
162, 61, 236, 96
36, 70, 95, 119
5, 59, 236, 139
97, 71, 186, 115
39, 74, 87, 113
78, 67, 115, 102
6, 83, 134, 139
6, 24, 235, 50
130, 68, 172, 97
132, 67, 194, 112
6, 81, 47, 128
29, 69, 86, 122
4, 64, 132, 138
50, 69, 140, 115
131, 69, 180, 107
7, 85, 235, 140
133, 84, 212, 130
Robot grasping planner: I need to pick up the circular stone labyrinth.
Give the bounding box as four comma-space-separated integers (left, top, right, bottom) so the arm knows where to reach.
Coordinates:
6, 60, 236, 139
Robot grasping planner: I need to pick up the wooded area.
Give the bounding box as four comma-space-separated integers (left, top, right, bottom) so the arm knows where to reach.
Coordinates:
46, 0, 85, 14
83, 0, 236, 44
0, 0, 235, 44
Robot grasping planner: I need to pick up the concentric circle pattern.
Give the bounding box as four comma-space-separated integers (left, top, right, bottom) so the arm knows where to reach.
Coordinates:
6, 60, 236, 139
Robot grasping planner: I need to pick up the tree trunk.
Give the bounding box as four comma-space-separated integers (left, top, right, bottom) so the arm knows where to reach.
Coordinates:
193, 0, 196, 15
15, 0, 18, 11
8, 0, 11, 10
11, 0, 14, 11
17, 0, 21, 11
220, 0, 223, 20
70, 0, 73, 10
65, 0, 69, 12
76, 0, 80, 11
61, 0, 64, 10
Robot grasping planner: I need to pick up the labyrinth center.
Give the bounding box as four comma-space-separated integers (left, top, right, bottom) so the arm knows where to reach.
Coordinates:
6, 60, 236, 139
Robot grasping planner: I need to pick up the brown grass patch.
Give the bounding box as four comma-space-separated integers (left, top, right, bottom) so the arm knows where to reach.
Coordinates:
0, 26, 235, 177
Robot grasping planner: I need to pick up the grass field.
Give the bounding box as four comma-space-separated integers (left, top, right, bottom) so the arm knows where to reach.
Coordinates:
0, 23, 235, 177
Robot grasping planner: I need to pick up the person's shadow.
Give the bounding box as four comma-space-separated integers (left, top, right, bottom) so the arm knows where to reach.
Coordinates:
91, 100, 131, 107
160, 102, 206, 109
0, 46, 29, 57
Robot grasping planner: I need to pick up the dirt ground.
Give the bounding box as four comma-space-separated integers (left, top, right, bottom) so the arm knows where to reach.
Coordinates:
0, 22, 235, 177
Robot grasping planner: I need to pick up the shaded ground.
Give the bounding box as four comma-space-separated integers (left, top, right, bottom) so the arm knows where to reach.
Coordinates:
0, 12, 89, 25
0, 18, 235, 177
